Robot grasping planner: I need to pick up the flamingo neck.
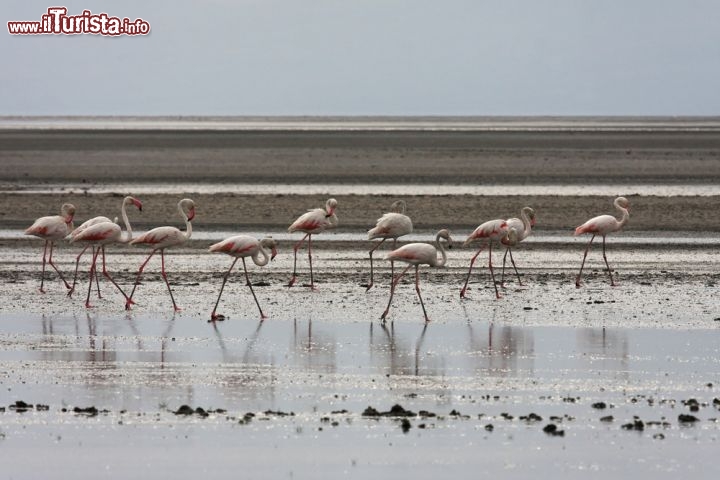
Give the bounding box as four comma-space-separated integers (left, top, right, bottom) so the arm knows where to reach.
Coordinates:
327, 213, 338, 227
119, 202, 133, 243
253, 245, 270, 267
178, 202, 193, 240
615, 202, 629, 229
520, 209, 533, 238
435, 232, 448, 267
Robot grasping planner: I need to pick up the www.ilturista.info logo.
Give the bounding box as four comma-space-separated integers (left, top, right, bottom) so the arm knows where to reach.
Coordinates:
8, 7, 150, 36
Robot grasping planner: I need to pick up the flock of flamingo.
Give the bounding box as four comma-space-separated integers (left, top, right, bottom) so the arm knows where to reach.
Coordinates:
24, 195, 630, 322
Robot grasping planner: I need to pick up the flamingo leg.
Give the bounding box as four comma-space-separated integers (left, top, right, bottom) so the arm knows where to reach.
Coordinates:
243, 258, 267, 320
85, 247, 101, 308
47, 242, 71, 290
460, 246, 484, 299
308, 234, 317, 290
391, 239, 397, 280
575, 234, 596, 288
127, 249, 156, 309
210, 257, 238, 320
39, 240, 49, 293
601, 235, 616, 286
488, 243, 501, 299
160, 249, 181, 312
380, 264, 412, 322
288, 233, 309, 287
508, 248, 523, 286
500, 248, 509, 288
94, 247, 102, 299
68, 244, 91, 297
366, 238, 386, 291
100, 246, 130, 301
414, 265, 429, 323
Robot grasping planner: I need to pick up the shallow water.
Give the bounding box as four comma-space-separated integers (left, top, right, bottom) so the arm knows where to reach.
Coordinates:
3, 182, 720, 197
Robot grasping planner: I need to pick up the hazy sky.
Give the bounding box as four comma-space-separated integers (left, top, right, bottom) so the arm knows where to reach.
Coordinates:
3, 0, 720, 115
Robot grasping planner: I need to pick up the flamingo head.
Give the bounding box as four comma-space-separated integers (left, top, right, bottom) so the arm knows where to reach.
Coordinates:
390, 200, 407, 214
525, 207, 537, 226
325, 198, 338, 217
180, 198, 196, 221
437, 228, 453, 249
125, 196, 143, 212
261, 237, 278, 260
616, 196, 630, 211
60, 203, 76, 224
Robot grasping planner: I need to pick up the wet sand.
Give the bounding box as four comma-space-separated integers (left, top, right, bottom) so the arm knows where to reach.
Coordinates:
1, 124, 719, 478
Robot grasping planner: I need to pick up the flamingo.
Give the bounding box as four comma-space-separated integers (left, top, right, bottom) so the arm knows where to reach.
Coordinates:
208, 235, 278, 321
68, 196, 143, 297
287, 198, 338, 290
380, 229, 452, 323
25, 203, 76, 293
126, 198, 195, 311
365, 200, 413, 291
500, 207, 536, 287
574, 196, 630, 288
69, 196, 143, 308
460, 219, 509, 300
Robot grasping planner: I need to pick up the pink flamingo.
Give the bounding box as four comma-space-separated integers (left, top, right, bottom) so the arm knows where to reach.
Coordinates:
366, 200, 413, 291
69, 196, 143, 308
25, 203, 76, 293
287, 198, 338, 289
380, 229, 452, 323
68, 196, 143, 297
460, 219, 509, 300
500, 206, 536, 287
127, 198, 195, 311
208, 235, 278, 321
574, 196, 630, 288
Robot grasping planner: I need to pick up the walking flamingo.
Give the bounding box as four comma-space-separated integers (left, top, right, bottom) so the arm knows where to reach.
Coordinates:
365, 200, 413, 291
574, 196, 630, 288
208, 235, 278, 321
69, 196, 143, 308
287, 198, 338, 289
126, 198, 196, 311
380, 229, 453, 323
500, 207, 536, 287
460, 219, 509, 300
68, 196, 143, 297
25, 203, 76, 293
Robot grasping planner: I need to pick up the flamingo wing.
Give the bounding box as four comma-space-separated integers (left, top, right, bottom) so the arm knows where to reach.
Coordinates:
209, 235, 258, 256
131, 226, 182, 246
71, 222, 120, 243
574, 215, 618, 236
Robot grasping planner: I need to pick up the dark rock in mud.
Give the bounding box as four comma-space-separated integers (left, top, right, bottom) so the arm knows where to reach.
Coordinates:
175, 405, 195, 415
621, 419, 645, 431
519, 413, 542, 422
388, 404, 415, 417
592, 402, 607, 409
400, 419, 412, 433
485, 424, 494, 432
10, 401, 32, 412
600, 415, 614, 422
543, 424, 565, 436
73, 406, 99, 417
500, 412, 514, 420
418, 410, 436, 418
362, 406, 381, 417
264, 410, 295, 417
713, 398, 720, 407
195, 407, 209, 418
331, 409, 349, 414
36, 404, 49, 411
653, 433, 666, 440
678, 414, 699, 423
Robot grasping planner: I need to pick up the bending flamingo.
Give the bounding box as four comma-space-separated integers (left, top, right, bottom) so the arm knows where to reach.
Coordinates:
500, 206, 536, 287
380, 229, 452, 323
25, 203, 76, 293
366, 200, 413, 291
287, 198, 338, 289
574, 196, 630, 288
69, 196, 143, 308
208, 235, 278, 321
460, 219, 509, 300
127, 198, 195, 311
68, 196, 143, 297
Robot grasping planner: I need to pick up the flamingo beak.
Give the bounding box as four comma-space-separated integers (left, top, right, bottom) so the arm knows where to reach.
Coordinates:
271, 247, 278, 261
187, 208, 196, 221
531, 218, 536, 227
135, 199, 143, 212
326, 207, 335, 218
